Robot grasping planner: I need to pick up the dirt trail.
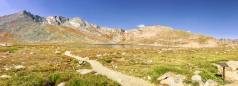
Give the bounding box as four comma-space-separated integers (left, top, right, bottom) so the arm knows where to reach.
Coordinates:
225, 82, 238, 86
65, 51, 154, 86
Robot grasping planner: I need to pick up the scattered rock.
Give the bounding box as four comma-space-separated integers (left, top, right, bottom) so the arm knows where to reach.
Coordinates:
96, 54, 102, 57
194, 70, 202, 75
212, 63, 222, 73
29, 52, 34, 54
160, 77, 176, 86
225, 71, 238, 81
84, 57, 89, 60
191, 75, 202, 82
157, 73, 168, 81
55, 51, 61, 54
78, 60, 85, 66
103, 53, 108, 56
204, 79, 217, 86
122, 52, 126, 55
57, 82, 65, 86
171, 59, 175, 61
226, 67, 233, 71
214, 61, 238, 81
76, 69, 94, 75
0, 44, 11, 46
158, 72, 185, 86
14, 65, 26, 70
2, 56, 7, 58
227, 61, 238, 71
0, 75, 11, 79
147, 60, 153, 63
5, 51, 10, 55
4, 67, 10, 71
113, 65, 118, 69
147, 76, 151, 80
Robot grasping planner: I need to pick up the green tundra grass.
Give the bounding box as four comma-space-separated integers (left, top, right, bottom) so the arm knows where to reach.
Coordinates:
71, 45, 238, 85
0, 45, 119, 86
1, 45, 237, 85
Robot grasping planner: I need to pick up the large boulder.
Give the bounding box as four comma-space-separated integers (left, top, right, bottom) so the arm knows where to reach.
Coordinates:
14, 65, 26, 70
76, 69, 94, 75
158, 72, 186, 86
191, 75, 202, 82
204, 79, 217, 86
0, 75, 11, 79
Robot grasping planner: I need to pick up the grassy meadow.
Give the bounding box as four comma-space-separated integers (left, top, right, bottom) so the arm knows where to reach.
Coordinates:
0, 45, 119, 86
0, 44, 238, 85
71, 45, 238, 85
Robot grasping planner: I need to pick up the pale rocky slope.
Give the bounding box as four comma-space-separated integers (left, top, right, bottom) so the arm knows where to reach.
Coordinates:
219, 39, 238, 45
124, 25, 218, 47
0, 10, 220, 47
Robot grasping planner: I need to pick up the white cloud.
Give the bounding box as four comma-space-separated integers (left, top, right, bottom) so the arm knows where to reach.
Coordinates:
187, 31, 191, 33
137, 24, 145, 28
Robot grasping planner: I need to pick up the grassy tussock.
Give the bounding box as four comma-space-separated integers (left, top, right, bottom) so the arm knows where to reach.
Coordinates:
0, 45, 120, 86
71, 46, 238, 85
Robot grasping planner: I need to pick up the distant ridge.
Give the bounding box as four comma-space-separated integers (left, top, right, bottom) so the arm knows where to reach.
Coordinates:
0, 10, 220, 47
219, 39, 238, 45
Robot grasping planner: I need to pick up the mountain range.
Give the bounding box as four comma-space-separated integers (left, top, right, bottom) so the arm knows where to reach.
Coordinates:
0, 10, 235, 47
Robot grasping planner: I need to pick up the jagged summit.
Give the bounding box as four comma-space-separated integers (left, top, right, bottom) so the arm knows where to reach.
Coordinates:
11, 10, 44, 23
0, 10, 219, 47
8, 10, 100, 28
16, 10, 37, 17
45, 16, 69, 25
19, 10, 30, 15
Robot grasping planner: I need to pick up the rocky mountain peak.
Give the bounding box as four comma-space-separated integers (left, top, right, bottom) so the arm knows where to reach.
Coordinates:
68, 17, 90, 27
18, 10, 27, 14
44, 16, 99, 29
15, 10, 44, 23
0, 10, 222, 47
45, 16, 68, 25
14, 10, 28, 15
17, 10, 34, 17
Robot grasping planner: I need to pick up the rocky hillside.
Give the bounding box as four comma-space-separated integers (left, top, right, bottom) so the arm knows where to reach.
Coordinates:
0, 10, 121, 43
219, 39, 238, 45
0, 10, 219, 47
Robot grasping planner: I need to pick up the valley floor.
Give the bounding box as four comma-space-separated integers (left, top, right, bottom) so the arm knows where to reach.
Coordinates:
65, 51, 154, 86
1, 44, 238, 86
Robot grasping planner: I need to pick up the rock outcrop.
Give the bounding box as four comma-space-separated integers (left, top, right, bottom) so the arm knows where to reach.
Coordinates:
44, 16, 68, 25
99, 27, 125, 43
219, 39, 238, 45
124, 25, 218, 47
44, 16, 99, 29
0, 10, 220, 47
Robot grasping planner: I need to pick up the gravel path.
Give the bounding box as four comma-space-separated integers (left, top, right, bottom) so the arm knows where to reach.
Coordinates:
65, 51, 154, 86
225, 82, 238, 86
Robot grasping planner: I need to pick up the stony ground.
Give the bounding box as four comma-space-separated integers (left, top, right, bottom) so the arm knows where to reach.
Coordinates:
65, 51, 154, 86
1, 45, 238, 86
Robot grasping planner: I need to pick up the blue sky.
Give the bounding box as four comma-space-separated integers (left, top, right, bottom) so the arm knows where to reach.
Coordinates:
0, 0, 238, 39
